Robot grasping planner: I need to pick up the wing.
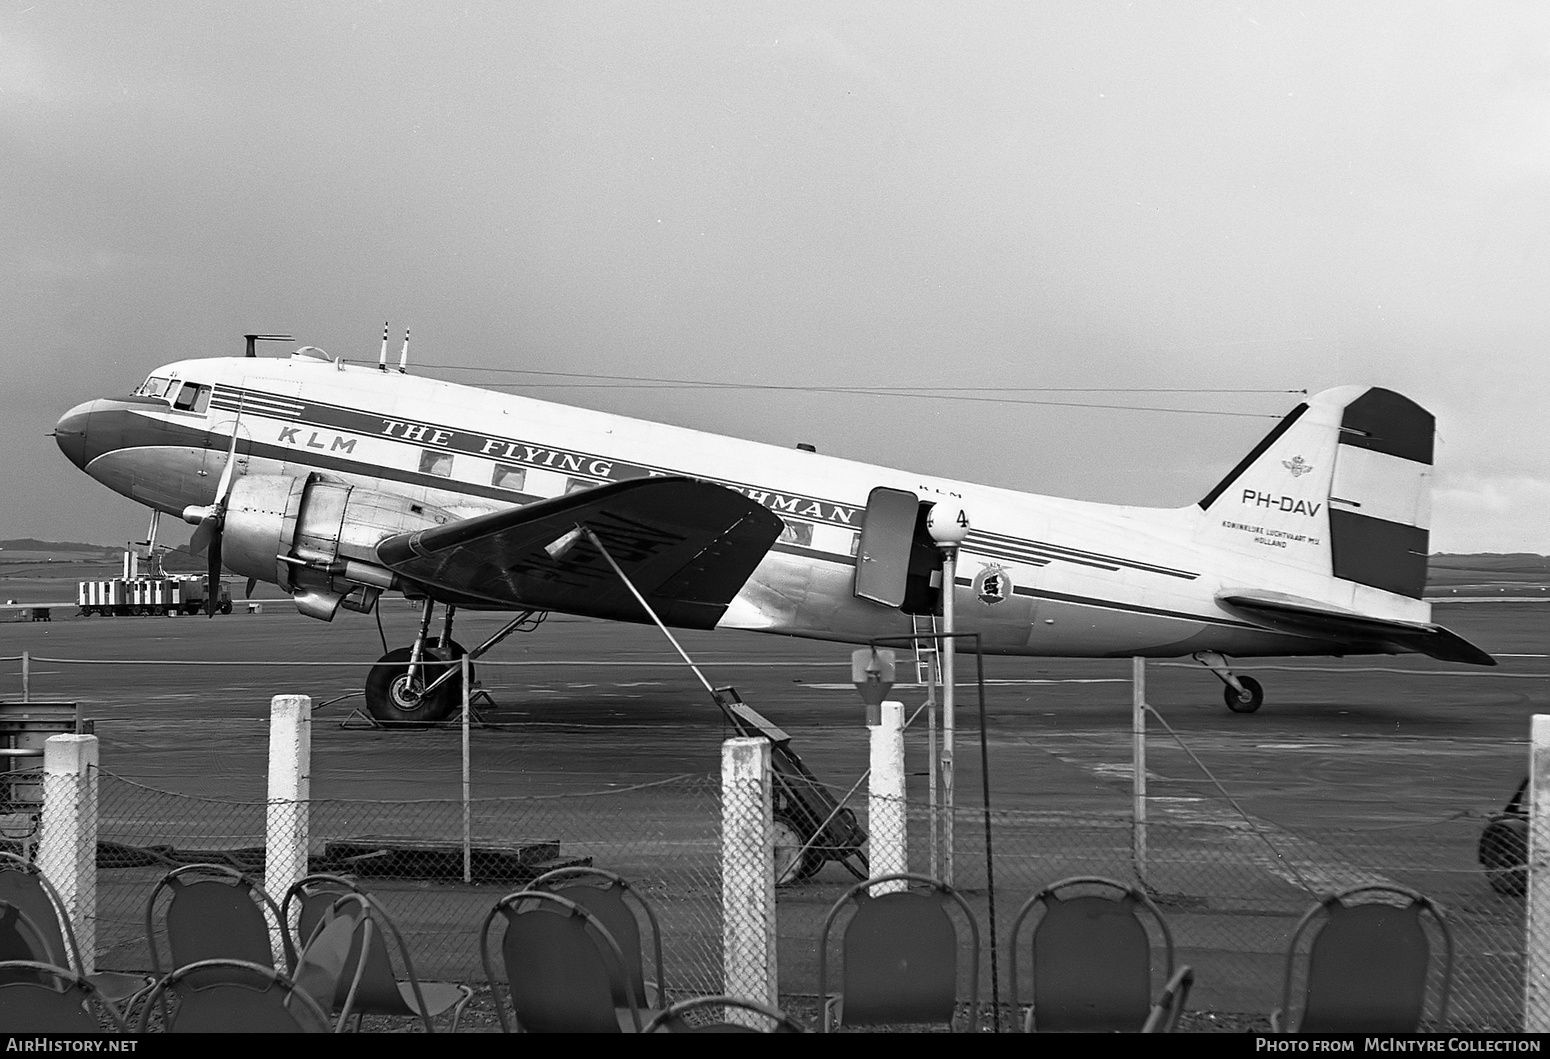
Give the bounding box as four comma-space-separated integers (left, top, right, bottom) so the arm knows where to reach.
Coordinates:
374, 477, 784, 629
1217, 590, 1496, 666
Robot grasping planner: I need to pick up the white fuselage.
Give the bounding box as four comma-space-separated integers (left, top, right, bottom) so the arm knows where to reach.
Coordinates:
69, 352, 1428, 659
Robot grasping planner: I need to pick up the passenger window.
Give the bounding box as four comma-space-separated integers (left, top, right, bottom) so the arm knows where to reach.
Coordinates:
419, 450, 454, 477
492, 464, 527, 491
779, 520, 814, 547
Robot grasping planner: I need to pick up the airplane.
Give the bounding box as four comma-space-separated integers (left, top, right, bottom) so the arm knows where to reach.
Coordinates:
52, 341, 1495, 726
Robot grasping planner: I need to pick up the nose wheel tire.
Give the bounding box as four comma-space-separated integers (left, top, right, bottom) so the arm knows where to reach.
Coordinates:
365, 646, 462, 727
1224, 675, 1264, 713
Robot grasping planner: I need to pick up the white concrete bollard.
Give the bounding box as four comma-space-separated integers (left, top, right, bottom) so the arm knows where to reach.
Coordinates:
1526, 715, 1550, 1031
722, 736, 776, 1014
264, 694, 311, 963
39, 734, 99, 974
869, 701, 907, 894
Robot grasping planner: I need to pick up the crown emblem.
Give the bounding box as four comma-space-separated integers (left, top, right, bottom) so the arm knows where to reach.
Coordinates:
1283, 456, 1313, 477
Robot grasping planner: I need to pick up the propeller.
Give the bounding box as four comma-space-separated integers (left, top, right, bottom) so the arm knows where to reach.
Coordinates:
183, 420, 243, 617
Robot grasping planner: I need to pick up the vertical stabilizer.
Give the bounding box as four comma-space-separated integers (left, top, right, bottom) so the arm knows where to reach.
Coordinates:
1196, 386, 1434, 599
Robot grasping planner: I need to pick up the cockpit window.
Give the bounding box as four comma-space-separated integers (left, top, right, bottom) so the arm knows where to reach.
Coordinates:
135, 376, 174, 399
171, 382, 212, 413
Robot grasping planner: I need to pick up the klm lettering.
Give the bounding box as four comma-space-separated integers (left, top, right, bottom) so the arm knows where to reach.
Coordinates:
1240, 489, 1321, 516
277, 427, 356, 454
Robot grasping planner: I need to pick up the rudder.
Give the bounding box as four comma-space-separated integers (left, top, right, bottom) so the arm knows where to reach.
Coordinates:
1197, 386, 1434, 599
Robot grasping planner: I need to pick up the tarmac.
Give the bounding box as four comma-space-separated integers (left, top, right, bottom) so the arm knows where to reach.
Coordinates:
0, 596, 1545, 1028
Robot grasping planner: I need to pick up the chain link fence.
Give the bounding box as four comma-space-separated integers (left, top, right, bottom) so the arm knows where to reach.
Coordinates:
92, 770, 730, 999
1, 650, 1536, 1031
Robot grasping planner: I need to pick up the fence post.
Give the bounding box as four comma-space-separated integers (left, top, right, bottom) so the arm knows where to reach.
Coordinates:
39, 734, 98, 974
265, 694, 311, 962
1527, 715, 1550, 1031
869, 700, 907, 894
722, 736, 776, 1013
1132, 657, 1147, 878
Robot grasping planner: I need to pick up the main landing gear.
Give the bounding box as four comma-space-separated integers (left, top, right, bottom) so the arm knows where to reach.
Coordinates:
363, 600, 543, 728
1194, 651, 1264, 714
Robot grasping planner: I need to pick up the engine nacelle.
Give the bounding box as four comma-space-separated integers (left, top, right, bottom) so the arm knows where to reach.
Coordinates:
221, 473, 455, 621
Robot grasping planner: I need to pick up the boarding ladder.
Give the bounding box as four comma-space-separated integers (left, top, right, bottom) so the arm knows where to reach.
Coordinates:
912, 612, 940, 691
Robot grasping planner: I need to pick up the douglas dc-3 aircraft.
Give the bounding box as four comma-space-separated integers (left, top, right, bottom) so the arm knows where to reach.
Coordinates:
53, 342, 1494, 725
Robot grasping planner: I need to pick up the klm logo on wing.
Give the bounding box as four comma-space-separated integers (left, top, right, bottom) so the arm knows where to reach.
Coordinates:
1282, 455, 1313, 477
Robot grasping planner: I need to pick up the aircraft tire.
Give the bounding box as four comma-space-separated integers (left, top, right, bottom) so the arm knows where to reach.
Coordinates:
1224, 676, 1264, 713
365, 646, 461, 728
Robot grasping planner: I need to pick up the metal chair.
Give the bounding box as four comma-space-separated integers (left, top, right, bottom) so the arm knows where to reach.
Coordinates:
644, 995, 805, 1033
0, 851, 153, 1017
1009, 875, 1192, 1032
817, 872, 980, 1032
281, 873, 472, 1032
0, 960, 129, 1033
480, 889, 642, 1033
288, 892, 372, 1031
0, 900, 53, 967
530, 865, 665, 1010
136, 958, 333, 1033
1272, 884, 1453, 1033
145, 863, 295, 977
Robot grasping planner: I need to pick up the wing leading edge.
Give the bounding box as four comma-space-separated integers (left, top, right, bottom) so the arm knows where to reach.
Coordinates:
1218, 591, 1497, 667
375, 477, 785, 629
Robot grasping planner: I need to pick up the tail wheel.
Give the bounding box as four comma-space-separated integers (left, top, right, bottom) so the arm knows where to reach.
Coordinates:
365, 646, 461, 728
1225, 675, 1264, 713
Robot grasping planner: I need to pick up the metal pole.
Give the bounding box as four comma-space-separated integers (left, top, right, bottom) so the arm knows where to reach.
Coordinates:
928, 644, 939, 880
21, 652, 29, 702
940, 547, 957, 886
1132, 656, 1147, 880
462, 653, 472, 885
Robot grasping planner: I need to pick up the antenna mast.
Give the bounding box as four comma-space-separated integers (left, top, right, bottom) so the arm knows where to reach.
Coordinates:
398, 328, 410, 374
243, 333, 293, 358
378, 322, 389, 371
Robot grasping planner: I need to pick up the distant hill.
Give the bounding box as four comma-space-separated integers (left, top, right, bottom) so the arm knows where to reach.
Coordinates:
0, 538, 118, 555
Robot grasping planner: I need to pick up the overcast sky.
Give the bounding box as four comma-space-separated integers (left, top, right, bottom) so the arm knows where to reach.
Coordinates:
3, 2, 1547, 553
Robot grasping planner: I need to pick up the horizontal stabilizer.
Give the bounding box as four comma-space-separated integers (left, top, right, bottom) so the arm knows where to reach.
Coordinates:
376, 477, 784, 628
1218, 591, 1496, 667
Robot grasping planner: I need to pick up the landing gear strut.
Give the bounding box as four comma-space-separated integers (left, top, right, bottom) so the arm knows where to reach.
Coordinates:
1194, 651, 1264, 714
363, 600, 541, 728
365, 598, 467, 727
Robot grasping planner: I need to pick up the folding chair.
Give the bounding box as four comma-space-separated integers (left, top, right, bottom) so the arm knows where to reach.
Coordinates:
0, 851, 153, 1017
1009, 875, 1193, 1032
480, 889, 642, 1033
530, 866, 665, 1010
137, 959, 333, 1033
0, 960, 129, 1033
644, 995, 805, 1033
281, 873, 472, 1032
816, 872, 980, 1032
1273, 884, 1453, 1033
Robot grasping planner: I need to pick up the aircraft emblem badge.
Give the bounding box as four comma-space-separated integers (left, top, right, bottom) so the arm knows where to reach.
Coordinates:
1283, 455, 1313, 477
974, 563, 1011, 606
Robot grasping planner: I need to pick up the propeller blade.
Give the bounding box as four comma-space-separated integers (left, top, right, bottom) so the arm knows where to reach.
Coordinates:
245, 578, 257, 599
188, 515, 217, 557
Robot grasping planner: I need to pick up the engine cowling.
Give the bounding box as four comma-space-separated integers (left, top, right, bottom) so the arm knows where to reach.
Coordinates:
221, 473, 456, 621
